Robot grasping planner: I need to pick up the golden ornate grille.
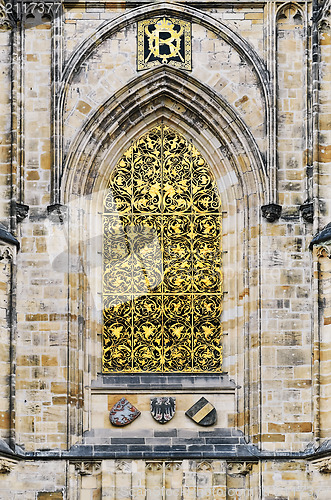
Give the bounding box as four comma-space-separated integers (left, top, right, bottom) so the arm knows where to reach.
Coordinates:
103, 125, 222, 372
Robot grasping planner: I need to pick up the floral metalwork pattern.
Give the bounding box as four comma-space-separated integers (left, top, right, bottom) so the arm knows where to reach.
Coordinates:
103, 125, 222, 372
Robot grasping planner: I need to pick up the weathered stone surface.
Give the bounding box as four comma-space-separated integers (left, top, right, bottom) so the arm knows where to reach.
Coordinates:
0, 0, 330, 497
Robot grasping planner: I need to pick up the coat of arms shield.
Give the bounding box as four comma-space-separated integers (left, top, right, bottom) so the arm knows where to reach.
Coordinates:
185, 397, 217, 426
109, 397, 141, 426
150, 397, 176, 424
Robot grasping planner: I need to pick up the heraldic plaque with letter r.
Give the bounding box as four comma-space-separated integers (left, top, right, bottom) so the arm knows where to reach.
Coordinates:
137, 18, 192, 71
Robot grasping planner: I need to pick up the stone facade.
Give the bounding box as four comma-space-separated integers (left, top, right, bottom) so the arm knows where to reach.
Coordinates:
0, 0, 330, 498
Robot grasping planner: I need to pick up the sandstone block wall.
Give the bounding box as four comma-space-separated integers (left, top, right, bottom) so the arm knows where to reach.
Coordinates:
0, 0, 330, 498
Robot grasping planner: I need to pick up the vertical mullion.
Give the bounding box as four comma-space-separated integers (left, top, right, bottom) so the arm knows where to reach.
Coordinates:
191, 142, 194, 371
102, 212, 105, 371
131, 144, 134, 371
161, 124, 164, 372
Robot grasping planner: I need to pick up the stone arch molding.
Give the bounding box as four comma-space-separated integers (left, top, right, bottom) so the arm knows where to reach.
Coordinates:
56, 2, 275, 203
62, 66, 267, 204
276, 2, 305, 23
60, 2, 270, 102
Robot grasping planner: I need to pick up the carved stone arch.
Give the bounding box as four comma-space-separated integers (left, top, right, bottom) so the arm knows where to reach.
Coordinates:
54, 2, 275, 205
276, 2, 304, 25
60, 3, 270, 104
61, 67, 267, 206
61, 67, 265, 441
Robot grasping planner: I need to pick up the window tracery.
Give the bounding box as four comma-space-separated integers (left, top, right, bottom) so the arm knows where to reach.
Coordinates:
103, 125, 222, 372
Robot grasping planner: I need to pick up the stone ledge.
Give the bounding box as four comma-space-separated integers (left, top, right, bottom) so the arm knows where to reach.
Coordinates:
91, 373, 237, 391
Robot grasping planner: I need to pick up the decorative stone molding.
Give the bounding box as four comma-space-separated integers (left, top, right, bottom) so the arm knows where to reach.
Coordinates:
116, 461, 133, 473
277, 3, 304, 24
16, 203, 30, 224
300, 201, 314, 223
319, 18, 331, 30
227, 462, 256, 476
310, 458, 331, 474
73, 461, 101, 476
316, 243, 331, 259
197, 461, 213, 472
261, 203, 282, 222
24, 4, 53, 23
0, 245, 14, 261
309, 222, 331, 256
146, 462, 162, 471
60, 3, 270, 100
47, 204, 67, 224
0, 459, 16, 473
317, 459, 331, 473
165, 462, 182, 471
58, 4, 274, 205
317, 0, 331, 31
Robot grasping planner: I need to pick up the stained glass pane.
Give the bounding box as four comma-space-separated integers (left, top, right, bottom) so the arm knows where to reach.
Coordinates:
103, 124, 222, 372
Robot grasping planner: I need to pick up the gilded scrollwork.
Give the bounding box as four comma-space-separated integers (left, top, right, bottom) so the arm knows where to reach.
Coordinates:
103, 125, 222, 372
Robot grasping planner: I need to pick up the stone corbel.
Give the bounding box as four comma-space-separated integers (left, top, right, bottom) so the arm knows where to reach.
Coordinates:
317, 458, 331, 473
310, 458, 331, 474
16, 203, 30, 224
227, 462, 256, 476
47, 204, 68, 224
73, 461, 101, 476
261, 203, 282, 222
300, 201, 314, 223
0, 459, 16, 473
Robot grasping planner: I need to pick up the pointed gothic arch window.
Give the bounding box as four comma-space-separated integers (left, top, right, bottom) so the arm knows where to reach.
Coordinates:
103, 125, 222, 372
